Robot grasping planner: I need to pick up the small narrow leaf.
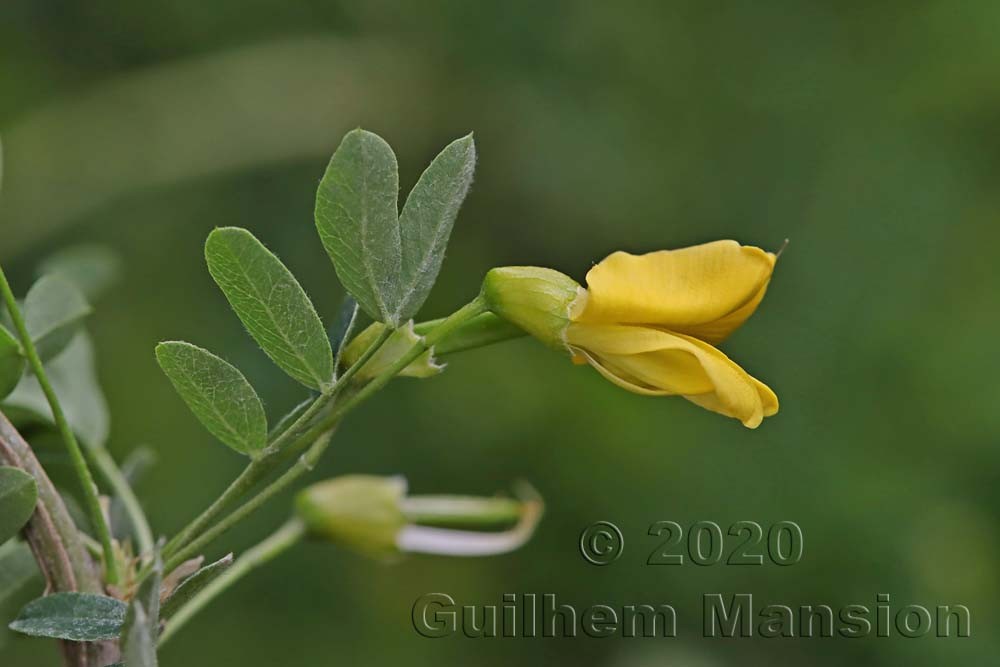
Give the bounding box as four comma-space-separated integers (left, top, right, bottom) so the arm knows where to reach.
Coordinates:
23, 275, 92, 363
205, 227, 333, 390
330, 296, 359, 376
121, 604, 157, 666
0, 325, 24, 399
9, 593, 126, 641
121, 554, 160, 666
155, 342, 267, 457
396, 134, 476, 320
161, 553, 234, 620
315, 129, 402, 324
0, 468, 37, 547
109, 447, 157, 539
267, 396, 314, 441
3, 332, 109, 448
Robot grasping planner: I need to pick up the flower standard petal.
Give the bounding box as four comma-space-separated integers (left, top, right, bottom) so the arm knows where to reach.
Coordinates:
572, 240, 775, 333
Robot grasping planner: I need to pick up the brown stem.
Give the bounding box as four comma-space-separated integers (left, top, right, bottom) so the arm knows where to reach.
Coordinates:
0, 410, 101, 592
0, 410, 119, 666
0, 432, 76, 592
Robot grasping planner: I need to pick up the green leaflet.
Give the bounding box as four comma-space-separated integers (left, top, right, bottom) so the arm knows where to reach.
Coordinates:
0, 324, 24, 399
8, 592, 126, 641
315, 130, 476, 325
3, 331, 110, 448
396, 133, 476, 320
205, 227, 333, 390
315, 130, 401, 324
0, 468, 37, 547
23, 275, 92, 363
156, 341, 267, 457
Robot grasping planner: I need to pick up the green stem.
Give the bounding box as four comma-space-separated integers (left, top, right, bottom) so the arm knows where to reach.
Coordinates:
158, 519, 305, 647
160, 460, 265, 561
264, 325, 392, 455
414, 311, 525, 356
89, 446, 155, 557
163, 430, 334, 573
160, 327, 395, 562
0, 264, 121, 585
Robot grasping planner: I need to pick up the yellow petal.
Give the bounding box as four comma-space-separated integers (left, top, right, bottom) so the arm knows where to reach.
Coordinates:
566, 323, 777, 428
676, 277, 772, 344
572, 240, 775, 341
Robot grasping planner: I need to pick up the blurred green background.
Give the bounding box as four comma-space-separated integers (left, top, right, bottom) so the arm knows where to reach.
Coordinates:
2, 1, 998, 665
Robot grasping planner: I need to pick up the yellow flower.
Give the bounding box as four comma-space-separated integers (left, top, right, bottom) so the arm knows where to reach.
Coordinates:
481, 240, 779, 428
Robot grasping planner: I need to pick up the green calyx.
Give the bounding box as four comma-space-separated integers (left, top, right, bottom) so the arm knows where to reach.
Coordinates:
295, 475, 407, 557
480, 267, 581, 350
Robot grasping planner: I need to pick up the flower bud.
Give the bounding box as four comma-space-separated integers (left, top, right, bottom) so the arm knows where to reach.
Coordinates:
295, 475, 407, 557
480, 267, 582, 349
340, 322, 443, 381
295, 475, 544, 560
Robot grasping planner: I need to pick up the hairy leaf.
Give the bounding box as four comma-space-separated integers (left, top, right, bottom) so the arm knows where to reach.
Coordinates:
315, 129, 401, 324
0, 468, 37, 547
396, 134, 476, 320
156, 342, 267, 457
9, 592, 126, 641
0, 325, 24, 399
3, 332, 109, 448
205, 227, 333, 390
23, 275, 92, 363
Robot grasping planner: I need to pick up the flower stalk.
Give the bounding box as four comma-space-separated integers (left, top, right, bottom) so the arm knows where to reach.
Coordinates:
158, 518, 306, 647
